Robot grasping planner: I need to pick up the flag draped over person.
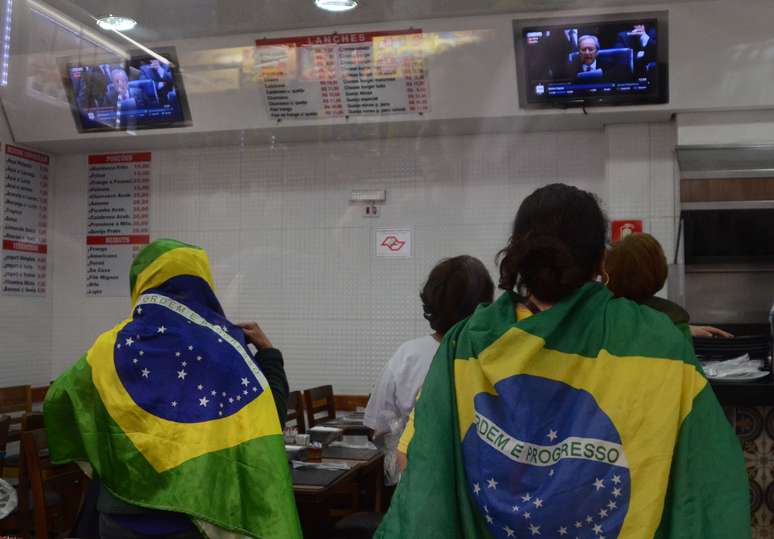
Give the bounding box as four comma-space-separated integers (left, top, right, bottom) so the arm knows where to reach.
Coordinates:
45, 239, 302, 539
376, 282, 750, 539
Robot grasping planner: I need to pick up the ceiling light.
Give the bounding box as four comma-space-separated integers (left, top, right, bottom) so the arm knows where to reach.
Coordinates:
96, 15, 137, 32
314, 0, 358, 12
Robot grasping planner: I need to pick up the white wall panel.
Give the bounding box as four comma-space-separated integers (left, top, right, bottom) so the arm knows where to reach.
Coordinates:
46, 124, 678, 393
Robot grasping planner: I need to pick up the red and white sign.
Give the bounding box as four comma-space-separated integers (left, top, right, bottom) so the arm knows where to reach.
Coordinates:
2, 144, 49, 296
611, 220, 644, 243
254, 29, 429, 121
86, 152, 151, 297
376, 228, 412, 258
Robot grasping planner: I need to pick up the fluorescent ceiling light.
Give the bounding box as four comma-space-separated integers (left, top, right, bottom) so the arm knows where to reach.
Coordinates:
314, 0, 358, 12
96, 15, 136, 31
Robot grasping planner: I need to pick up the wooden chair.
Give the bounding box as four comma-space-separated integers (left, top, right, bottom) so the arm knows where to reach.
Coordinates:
286, 390, 306, 434
21, 429, 88, 539
0, 385, 32, 428
303, 385, 336, 429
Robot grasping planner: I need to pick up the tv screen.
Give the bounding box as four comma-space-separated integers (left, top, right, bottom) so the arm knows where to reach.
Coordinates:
62, 47, 192, 132
515, 14, 668, 108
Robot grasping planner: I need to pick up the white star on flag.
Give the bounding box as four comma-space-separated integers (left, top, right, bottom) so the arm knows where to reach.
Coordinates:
575, 521, 583, 528
141, 368, 150, 378
241, 378, 250, 386
612, 487, 622, 498
171, 401, 177, 407
229, 397, 234, 403
547, 429, 558, 441
473, 483, 481, 495
522, 493, 532, 502
593, 478, 605, 491
182, 361, 187, 367
611, 474, 621, 484
236, 395, 242, 401
529, 523, 541, 536
593, 524, 603, 534
503, 526, 515, 537
218, 338, 223, 343
136, 307, 142, 315
222, 392, 226, 397
533, 498, 543, 508
175, 352, 181, 357
197, 384, 203, 390
586, 515, 593, 524
157, 325, 166, 334
483, 505, 489, 514
139, 351, 144, 356
243, 390, 248, 395
199, 397, 209, 407
219, 411, 223, 416
211, 390, 217, 396
252, 387, 258, 392
188, 345, 194, 351
117, 344, 121, 349
125, 337, 134, 347
512, 505, 519, 512
220, 403, 224, 408
549, 469, 555, 476
608, 500, 617, 510
177, 369, 187, 380
485, 515, 493, 524
197, 356, 202, 361
599, 509, 608, 518
487, 477, 498, 489
523, 512, 531, 520
133, 358, 138, 364
558, 526, 568, 536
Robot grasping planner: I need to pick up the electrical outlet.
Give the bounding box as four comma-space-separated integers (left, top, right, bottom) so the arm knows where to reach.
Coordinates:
364, 205, 380, 218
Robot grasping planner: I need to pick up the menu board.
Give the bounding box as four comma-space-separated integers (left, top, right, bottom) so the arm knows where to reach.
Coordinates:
1, 145, 49, 296
255, 29, 429, 120
86, 152, 151, 297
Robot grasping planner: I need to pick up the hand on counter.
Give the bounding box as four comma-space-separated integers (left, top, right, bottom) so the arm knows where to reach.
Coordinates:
690, 325, 734, 339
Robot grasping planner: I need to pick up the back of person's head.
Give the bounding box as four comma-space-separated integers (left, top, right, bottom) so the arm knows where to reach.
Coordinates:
497, 183, 607, 303
420, 255, 495, 335
605, 232, 668, 302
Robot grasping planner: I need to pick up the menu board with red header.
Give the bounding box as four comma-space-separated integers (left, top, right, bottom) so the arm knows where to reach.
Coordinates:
255, 29, 429, 120
86, 152, 151, 297
2, 145, 49, 296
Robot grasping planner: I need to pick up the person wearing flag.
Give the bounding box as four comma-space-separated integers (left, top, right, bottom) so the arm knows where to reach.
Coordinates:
377, 183, 750, 538
44, 239, 302, 539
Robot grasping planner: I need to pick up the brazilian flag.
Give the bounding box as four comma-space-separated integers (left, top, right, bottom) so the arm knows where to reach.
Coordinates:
44, 240, 302, 538
376, 283, 750, 538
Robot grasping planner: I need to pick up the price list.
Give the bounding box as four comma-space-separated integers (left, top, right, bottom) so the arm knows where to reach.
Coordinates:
1, 145, 49, 296
255, 29, 429, 121
86, 152, 151, 297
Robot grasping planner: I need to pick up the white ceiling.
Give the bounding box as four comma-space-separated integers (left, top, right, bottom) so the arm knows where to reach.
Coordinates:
42, 0, 700, 42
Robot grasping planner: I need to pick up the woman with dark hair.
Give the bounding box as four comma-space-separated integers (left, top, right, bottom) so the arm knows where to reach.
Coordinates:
364, 255, 494, 485
376, 184, 749, 539
605, 232, 733, 339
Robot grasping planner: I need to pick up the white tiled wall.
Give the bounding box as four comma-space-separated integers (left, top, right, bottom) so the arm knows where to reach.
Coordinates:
43, 123, 677, 394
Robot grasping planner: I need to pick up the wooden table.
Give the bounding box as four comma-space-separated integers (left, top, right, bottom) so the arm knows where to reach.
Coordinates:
318, 412, 374, 439
292, 448, 383, 539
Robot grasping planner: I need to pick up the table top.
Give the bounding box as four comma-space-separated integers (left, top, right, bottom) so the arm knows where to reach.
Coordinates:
292, 451, 383, 496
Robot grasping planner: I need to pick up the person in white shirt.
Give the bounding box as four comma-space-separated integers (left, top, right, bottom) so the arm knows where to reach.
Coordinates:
364, 255, 494, 485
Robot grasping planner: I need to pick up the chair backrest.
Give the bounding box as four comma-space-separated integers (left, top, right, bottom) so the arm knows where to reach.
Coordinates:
0, 385, 32, 425
129, 78, 159, 104
21, 429, 87, 539
286, 390, 306, 434
303, 385, 336, 429
22, 412, 45, 431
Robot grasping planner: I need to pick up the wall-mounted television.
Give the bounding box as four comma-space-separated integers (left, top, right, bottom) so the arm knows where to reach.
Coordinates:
61, 47, 192, 132
514, 12, 668, 109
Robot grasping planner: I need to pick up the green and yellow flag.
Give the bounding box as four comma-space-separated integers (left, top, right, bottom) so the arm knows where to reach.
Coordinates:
377, 282, 749, 539
44, 239, 302, 539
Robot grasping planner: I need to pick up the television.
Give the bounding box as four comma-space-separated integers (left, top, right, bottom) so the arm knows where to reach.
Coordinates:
514, 12, 668, 109
61, 47, 192, 132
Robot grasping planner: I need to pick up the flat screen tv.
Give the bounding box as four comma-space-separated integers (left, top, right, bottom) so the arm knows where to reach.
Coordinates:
514, 12, 668, 108
62, 47, 192, 132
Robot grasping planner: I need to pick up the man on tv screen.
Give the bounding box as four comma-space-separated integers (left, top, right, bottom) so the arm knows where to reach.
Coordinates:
569, 35, 628, 82
105, 68, 147, 111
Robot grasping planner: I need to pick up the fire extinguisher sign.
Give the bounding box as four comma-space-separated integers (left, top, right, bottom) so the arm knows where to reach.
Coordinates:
611, 220, 643, 243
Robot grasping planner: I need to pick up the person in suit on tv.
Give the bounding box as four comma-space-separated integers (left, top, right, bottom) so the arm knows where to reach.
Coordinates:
614, 24, 657, 78
76, 65, 110, 109
570, 34, 628, 83
104, 68, 146, 111
540, 27, 580, 79
140, 59, 174, 105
